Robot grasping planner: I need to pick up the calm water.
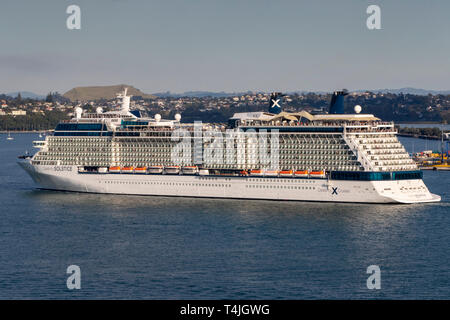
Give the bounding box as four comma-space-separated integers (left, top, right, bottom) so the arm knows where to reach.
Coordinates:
0, 133, 449, 299
400, 136, 448, 154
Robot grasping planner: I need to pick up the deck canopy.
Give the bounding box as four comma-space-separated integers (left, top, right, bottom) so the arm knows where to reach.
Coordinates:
230, 111, 380, 123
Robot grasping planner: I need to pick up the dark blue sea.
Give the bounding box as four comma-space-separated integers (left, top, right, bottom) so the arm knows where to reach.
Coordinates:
0, 133, 449, 299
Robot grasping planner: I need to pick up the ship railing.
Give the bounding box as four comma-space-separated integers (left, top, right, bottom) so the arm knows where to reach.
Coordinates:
61, 118, 108, 124
241, 120, 393, 127
345, 128, 397, 133
116, 125, 227, 133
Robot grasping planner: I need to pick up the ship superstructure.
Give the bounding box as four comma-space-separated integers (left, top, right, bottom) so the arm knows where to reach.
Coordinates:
18, 89, 440, 203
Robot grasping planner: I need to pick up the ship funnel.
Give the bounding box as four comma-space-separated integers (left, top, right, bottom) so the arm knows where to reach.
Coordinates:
329, 90, 348, 114
269, 92, 284, 114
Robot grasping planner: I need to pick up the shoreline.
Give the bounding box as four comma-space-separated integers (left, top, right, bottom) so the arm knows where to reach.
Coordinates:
0, 131, 52, 133
397, 133, 449, 141
396, 121, 447, 124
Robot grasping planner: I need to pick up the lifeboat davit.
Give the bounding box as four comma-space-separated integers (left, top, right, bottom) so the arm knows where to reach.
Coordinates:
121, 166, 134, 174
109, 166, 121, 173
294, 170, 309, 177
182, 166, 198, 174
309, 170, 326, 178
148, 165, 164, 174
134, 167, 147, 174
279, 170, 293, 177
165, 166, 180, 174
250, 169, 263, 176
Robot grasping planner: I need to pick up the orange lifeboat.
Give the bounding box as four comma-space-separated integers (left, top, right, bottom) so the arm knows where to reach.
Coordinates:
309, 170, 326, 178
250, 169, 263, 176
121, 166, 134, 174
294, 170, 309, 177
134, 167, 147, 174
109, 166, 121, 173
239, 170, 249, 176
279, 170, 293, 177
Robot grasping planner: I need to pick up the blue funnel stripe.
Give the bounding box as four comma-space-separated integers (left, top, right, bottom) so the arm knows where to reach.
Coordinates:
329, 90, 348, 114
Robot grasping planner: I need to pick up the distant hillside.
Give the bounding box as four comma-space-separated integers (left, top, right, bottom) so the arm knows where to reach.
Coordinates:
63, 84, 155, 101
152, 91, 256, 98
6, 91, 45, 100
368, 88, 450, 95
152, 88, 450, 98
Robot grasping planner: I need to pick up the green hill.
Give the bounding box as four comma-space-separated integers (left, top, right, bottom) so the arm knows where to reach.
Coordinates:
63, 84, 155, 101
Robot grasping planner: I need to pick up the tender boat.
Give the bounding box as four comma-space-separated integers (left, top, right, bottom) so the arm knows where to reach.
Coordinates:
182, 166, 198, 174
165, 166, 180, 174
263, 170, 279, 177
148, 165, 164, 174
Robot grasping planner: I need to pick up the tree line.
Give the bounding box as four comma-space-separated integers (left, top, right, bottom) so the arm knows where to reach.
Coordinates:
0, 111, 69, 131
397, 126, 444, 138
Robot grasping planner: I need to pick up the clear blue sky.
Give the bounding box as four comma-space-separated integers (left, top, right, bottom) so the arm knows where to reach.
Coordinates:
0, 0, 449, 95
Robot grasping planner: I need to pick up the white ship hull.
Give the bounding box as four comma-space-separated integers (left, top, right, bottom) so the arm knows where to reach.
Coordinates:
18, 160, 441, 204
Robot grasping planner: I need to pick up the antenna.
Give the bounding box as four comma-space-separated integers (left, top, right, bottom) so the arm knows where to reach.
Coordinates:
117, 87, 131, 113
75, 107, 83, 119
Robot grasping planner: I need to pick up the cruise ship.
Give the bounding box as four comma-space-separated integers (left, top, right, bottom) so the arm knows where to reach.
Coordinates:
18, 88, 440, 203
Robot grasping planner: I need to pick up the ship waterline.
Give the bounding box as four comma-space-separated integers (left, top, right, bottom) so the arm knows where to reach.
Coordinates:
18, 162, 440, 204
